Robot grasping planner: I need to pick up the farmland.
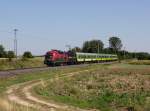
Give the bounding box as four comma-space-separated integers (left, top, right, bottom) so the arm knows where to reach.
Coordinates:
128, 60, 150, 65
33, 63, 150, 111
0, 62, 149, 111
0, 63, 102, 111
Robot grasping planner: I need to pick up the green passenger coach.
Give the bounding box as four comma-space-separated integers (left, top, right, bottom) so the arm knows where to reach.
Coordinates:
76, 52, 118, 62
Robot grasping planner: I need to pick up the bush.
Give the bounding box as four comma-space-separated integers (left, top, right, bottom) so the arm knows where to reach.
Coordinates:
22, 51, 33, 59
0, 45, 6, 58
7, 51, 15, 61
136, 52, 150, 60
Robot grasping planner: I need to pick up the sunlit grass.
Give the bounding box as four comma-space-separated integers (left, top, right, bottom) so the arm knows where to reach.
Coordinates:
128, 60, 150, 65
0, 98, 36, 111
34, 64, 150, 111
1, 61, 149, 111
0, 64, 107, 110
0, 57, 45, 71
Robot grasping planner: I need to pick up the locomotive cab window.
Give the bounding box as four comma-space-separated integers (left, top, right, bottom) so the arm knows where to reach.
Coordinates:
45, 54, 52, 59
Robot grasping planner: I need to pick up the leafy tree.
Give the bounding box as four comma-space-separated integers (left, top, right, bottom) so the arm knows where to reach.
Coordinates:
136, 52, 150, 60
7, 51, 15, 61
0, 45, 6, 58
117, 50, 130, 59
23, 51, 33, 58
109, 37, 122, 54
109, 37, 123, 62
103, 48, 114, 54
71, 47, 81, 52
82, 40, 104, 53
82, 41, 90, 52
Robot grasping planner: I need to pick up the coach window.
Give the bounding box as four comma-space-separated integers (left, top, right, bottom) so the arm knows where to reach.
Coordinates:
81, 55, 84, 58
79, 55, 81, 58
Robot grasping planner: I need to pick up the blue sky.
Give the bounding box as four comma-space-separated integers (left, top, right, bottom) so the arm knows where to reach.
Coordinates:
0, 0, 150, 55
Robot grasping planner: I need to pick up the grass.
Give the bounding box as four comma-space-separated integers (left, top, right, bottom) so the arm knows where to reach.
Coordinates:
0, 57, 46, 71
0, 63, 107, 110
0, 64, 100, 93
0, 98, 36, 111
128, 60, 150, 65
0, 61, 149, 111
33, 64, 150, 111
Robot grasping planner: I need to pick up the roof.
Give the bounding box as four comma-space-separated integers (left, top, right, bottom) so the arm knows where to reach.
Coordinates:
76, 52, 117, 56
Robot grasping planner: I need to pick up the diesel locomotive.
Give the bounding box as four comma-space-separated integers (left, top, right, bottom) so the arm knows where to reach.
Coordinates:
44, 50, 118, 66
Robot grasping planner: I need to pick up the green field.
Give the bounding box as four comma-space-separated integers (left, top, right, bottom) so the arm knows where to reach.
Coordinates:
0, 64, 103, 110
0, 57, 45, 71
0, 61, 150, 111
33, 63, 150, 111
128, 60, 150, 65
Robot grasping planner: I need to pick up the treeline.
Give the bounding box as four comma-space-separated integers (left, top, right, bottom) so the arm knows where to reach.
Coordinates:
71, 37, 150, 60
1, 36, 150, 60
0, 45, 15, 59
0, 45, 33, 61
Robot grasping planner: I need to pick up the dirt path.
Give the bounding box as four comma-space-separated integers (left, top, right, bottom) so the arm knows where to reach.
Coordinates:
5, 70, 97, 111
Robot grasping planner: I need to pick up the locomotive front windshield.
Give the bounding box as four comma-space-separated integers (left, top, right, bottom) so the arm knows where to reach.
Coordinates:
45, 53, 52, 59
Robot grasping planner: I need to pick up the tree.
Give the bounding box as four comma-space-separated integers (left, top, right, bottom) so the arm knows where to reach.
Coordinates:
136, 52, 150, 60
23, 51, 33, 58
103, 48, 113, 54
109, 37, 123, 54
71, 47, 81, 52
0, 45, 6, 58
82, 40, 104, 53
7, 51, 15, 61
82, 41, 90, 52
109, 37, 123, 62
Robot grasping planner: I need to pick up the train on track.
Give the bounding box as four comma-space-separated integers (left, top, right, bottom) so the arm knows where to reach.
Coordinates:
44, 50, 118, 66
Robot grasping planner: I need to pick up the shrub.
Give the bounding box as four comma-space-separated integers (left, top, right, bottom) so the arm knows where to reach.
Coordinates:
22, 51, 33, 59
7, 51, 15, 61
0, 45, 7, 58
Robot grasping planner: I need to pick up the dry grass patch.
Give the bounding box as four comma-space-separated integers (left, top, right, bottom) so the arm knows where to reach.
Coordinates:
128, 60, 150, 65
34, 64, 150, 111
0, 57, 45, 71
0, 98, 36, 111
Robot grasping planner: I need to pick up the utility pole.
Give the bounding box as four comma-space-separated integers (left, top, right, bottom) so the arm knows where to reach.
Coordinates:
14, 29, 18, 58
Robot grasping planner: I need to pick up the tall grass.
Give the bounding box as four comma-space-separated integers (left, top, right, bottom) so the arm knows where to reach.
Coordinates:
34, 64, 150, 111
0, 57, 45, 70
128, 60, 150, 65
0, 64, 106, 111
0, 99, 36, 111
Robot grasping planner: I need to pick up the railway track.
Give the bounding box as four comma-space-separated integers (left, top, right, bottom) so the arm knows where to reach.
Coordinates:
0, 66, 50, 77
0, 62, 117, 77
0, 64, 90, 77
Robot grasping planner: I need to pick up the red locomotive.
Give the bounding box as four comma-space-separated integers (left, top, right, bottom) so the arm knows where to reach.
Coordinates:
44, 50, 75, 66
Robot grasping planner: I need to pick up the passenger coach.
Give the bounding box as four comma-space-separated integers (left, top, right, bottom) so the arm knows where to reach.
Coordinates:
76, 52, 118, 62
